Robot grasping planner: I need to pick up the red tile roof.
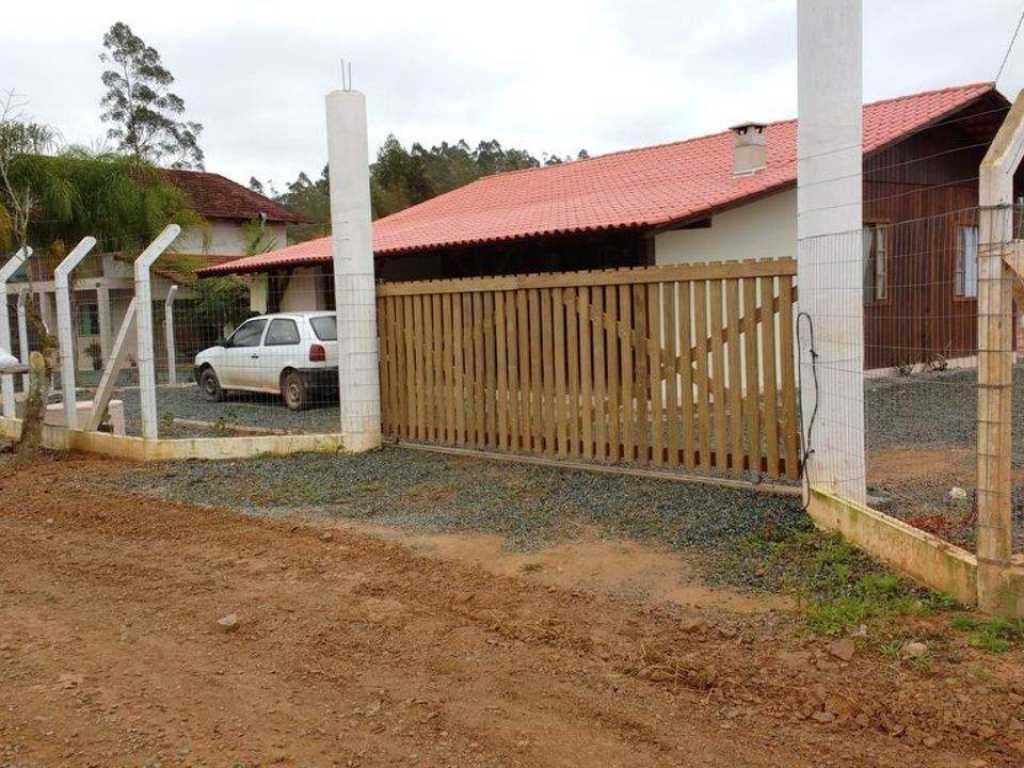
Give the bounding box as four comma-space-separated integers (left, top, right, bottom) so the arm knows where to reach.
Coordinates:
199, 82, 998, 276
165, 169, 310, 224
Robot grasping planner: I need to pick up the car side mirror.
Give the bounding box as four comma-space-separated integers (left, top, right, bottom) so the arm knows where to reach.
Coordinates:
217, 337, 230, 348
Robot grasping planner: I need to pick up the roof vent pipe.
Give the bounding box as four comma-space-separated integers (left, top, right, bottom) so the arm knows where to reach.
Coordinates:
730, 122, 767, 176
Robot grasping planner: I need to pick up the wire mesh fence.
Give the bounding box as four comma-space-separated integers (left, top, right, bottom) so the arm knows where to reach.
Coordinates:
802, 205, 1023, 554
151, 266, 342, 438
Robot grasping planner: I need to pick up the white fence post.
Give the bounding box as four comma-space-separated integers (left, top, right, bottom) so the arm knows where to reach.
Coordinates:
134, 225, 181, 440
0, 246, 32, 418
326, 87, 382, 452
164, 284, 179, 386
54, 237, 98, 429
796, 0, 866, 504
16, 288, 29, 394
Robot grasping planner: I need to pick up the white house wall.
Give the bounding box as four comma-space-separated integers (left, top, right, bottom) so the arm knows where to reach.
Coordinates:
174, 221, 288, 257
654, 188, 797, 266
280, 267, 326, 312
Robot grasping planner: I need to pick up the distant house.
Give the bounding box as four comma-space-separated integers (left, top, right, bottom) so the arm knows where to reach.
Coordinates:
200, 82, 1015, 369
7, 170, 309, 372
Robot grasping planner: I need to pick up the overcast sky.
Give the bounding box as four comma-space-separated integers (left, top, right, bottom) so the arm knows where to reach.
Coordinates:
4, 1, 1024, 191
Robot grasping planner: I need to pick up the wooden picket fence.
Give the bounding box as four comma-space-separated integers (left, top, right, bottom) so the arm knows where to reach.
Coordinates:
375, 259, 800, 480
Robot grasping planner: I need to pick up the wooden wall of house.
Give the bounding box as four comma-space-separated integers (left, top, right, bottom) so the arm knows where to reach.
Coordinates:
860, 94, 1011, 369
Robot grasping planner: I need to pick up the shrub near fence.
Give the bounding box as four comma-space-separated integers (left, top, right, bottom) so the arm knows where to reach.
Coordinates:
376, 259, 800, 480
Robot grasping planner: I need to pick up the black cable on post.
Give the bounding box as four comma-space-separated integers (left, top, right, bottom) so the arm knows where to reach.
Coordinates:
795, 311, 819, 512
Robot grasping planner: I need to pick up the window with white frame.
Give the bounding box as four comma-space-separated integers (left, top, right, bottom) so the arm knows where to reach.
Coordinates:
955, 226, 979, 298
863, 223, 888, 303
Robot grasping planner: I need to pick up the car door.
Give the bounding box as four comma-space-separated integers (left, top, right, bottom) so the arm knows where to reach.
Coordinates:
221, 318, 267, 389
260, 318, 302, 390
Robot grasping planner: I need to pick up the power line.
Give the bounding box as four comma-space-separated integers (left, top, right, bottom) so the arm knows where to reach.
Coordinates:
995, 2, 1024, 84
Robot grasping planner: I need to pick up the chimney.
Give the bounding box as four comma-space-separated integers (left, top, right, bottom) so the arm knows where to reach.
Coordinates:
730, 122, 767, 176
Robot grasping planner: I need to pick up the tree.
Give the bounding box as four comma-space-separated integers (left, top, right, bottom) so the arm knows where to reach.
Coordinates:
0, 91, 56, 254
99, 22, 204, 169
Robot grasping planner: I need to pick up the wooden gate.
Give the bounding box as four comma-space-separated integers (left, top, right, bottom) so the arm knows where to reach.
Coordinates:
376, 259, 800, 479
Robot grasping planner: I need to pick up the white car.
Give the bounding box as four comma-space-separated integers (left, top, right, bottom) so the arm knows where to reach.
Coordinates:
193, 312, 338, 411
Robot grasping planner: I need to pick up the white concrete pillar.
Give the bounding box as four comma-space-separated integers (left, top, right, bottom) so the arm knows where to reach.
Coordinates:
55, 237, 97, 429
0, 247, 32, 418
134, 225, 182, 440
97, 285, 112, 364
38, 290, 55, 336
326, 88, 381, 452
16, 288, 29, 393
797, 0, 866, 504
164, 284, 179, 385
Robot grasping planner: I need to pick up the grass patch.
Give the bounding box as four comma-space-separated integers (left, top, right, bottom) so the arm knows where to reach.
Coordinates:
718, 527, 959, 635
949, 615, 1024, 653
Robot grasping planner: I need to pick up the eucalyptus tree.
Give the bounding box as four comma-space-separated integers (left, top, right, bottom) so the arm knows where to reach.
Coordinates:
99, 22, 205, 169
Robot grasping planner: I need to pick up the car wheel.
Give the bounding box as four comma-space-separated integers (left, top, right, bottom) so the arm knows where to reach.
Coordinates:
199, 367, 225, 402
282, 370, 307, 411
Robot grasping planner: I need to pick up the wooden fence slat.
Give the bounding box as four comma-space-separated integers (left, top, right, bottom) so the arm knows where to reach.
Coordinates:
602, 286, 618, 460
678, 282, 696, 468
618, 285, 633, 462
565, 288, 580, 457
403, 296, 416, 439
742, 277, 762, 474
517, 290, 531, 450
778, 277, 800, 479
483, 291, 497, 449
441, 293, 454, 443
760, 276, 780, 476
664, 282, 680, 467
647, 283, 664, 466
423, 293, 436, 441
528, 289, 543, 454
431, 294, 444, 442
725, 278, 744, 475
541, 288, 556, 457
709, 279, 727, 471
591, 287, 607, 460
693, 281, 711, 470
453, 293, 466, 445
495, 291, 509, 450
472, 291, 486, 448
462, 293, 476, 446
578, 286, 593, 460
633, 284, 649, 464
553, 288, 568, 457
505, 290, 520, 451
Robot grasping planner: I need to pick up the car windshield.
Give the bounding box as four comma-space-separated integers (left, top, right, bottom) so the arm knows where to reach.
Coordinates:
310, 315, 337, 341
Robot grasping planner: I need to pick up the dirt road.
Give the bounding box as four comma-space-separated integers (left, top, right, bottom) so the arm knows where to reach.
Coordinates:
2, 452, 1023, 767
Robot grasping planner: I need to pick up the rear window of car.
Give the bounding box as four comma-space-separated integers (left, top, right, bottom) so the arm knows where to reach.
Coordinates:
310, 316, 337, 341
265, 319, 300, 346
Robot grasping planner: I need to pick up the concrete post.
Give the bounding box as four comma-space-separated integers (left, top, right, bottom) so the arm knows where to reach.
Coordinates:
134, 225, 182, 440
16, 288, 29, 393
164, 284, 179, 386
796, 0, 866, 504
55, 237, 98, 429
326, 88, 381, 452
0, 246, 32, 418
976, 91, 1024, 615
37, 290, 55, 335
97, 285, 112, 364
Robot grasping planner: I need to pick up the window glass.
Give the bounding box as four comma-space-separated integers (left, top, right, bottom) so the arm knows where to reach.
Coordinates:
265, 318, 300, 346
78, 304, 100, 336
863, 224, 887, 303
310, 315, 337, 341
956, 226, 979, 298
229, 319, 267, 348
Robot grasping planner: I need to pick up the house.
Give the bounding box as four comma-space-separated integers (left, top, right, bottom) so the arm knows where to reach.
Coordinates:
199, 82, 1016, 369
7, 170, 309, 372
